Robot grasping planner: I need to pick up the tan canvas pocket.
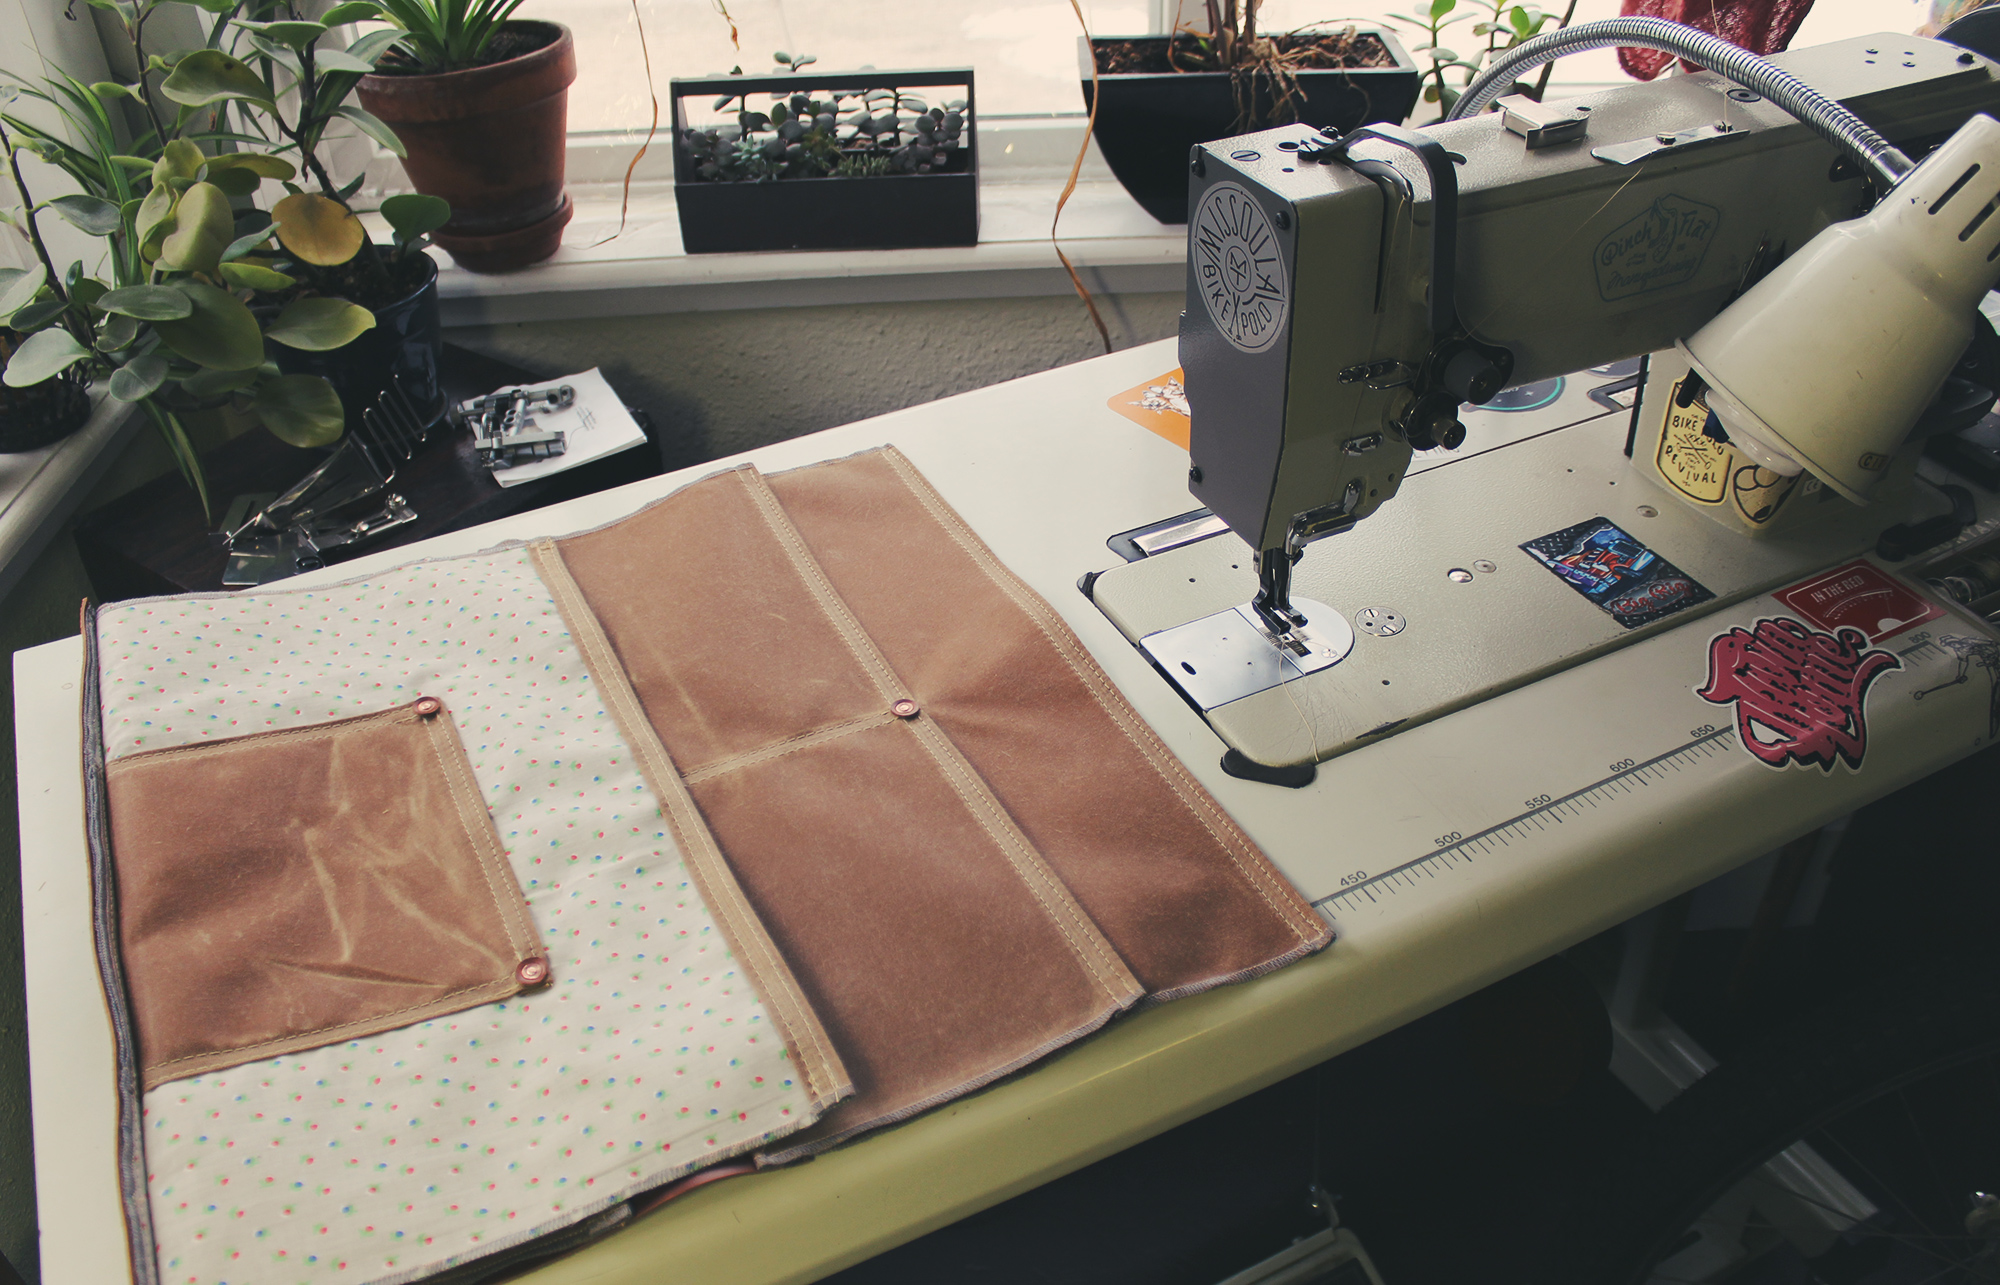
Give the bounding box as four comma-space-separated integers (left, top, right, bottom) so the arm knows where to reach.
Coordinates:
104, 698, 548, 1089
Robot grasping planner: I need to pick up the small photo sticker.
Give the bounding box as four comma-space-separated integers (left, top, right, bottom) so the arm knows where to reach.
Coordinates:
1521, 516, 1716, 629
1107, 368, 1191, 449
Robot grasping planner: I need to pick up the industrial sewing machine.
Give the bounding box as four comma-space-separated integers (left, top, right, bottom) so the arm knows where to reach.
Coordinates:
1090, 21, 2000, 782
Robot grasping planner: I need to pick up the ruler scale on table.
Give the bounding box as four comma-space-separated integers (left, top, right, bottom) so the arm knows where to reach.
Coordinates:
1316, 731, 1738, 915
1314, 631, 1950, 917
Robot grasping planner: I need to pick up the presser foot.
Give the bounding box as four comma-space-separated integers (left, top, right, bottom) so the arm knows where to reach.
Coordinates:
1139, 596, 1355, 712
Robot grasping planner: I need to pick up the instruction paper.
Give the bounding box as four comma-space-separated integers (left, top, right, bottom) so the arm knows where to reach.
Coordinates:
485, 367, 647, 487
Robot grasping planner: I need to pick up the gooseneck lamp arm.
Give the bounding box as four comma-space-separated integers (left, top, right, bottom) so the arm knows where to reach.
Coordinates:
1445, 17, 1914, 188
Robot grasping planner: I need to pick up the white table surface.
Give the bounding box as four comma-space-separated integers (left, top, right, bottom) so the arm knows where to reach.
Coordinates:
17, 338, 1997, 1284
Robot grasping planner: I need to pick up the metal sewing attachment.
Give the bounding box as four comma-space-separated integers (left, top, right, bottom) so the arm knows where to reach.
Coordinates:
461, 384, 574, 469
221, 375, 441, 587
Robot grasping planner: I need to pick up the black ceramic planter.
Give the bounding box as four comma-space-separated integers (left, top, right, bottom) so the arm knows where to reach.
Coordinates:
0, 361, 91, 453
671, 68, 978, 254
1080, 31, 1420, 224
276, 254, 444, 430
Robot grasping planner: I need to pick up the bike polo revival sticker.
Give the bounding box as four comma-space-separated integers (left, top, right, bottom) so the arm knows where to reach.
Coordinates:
1595, 194, 1720, 301
1193, 182, 1288, 354
1697, 617, 1901, 772
1774, 559, 1945, 643
1654, 374, 1808, 526
1520, 517, 1716, 629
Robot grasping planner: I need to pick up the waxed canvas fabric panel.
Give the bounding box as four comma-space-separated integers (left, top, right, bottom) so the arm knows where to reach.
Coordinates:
105, 699, 546, 1090
548, 461, 887, 776
550, 465, 1147, 1153
545, 452, 1328, 1160
689, 723, 1134, 1121
766, 449, 1333, 998
90, 548, 842, 1285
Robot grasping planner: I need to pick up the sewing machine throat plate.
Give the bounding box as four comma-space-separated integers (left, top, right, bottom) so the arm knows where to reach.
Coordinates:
1141, 598, 1353, 710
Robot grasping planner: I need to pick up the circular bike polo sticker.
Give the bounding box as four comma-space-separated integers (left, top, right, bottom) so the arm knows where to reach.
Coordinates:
1192, 181, 1289, 354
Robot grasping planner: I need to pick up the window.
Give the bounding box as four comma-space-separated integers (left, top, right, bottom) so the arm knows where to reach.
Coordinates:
559, 0, 1931, 134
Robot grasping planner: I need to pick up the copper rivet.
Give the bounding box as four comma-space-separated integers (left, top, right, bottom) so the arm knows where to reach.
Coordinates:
414, 696, 442, 717
516, 958, 548, 986
891, 698, 919, 718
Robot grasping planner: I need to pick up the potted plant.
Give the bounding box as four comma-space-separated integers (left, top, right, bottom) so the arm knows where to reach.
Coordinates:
0, 0, 449, 514
1389, 0, 1578, 117
672, 55, 977, 254
1081, 12, 1421, 224
0, 329, 91, 453
357, 0, 576, 273
209, 1, 455, 425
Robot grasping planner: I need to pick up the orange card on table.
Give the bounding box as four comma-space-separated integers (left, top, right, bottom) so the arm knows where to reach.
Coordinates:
1106, 368, 1190, 450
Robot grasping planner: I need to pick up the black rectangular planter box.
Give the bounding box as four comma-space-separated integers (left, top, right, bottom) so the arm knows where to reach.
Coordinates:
1080, 31, 1420, 224
671, 67, 978, 255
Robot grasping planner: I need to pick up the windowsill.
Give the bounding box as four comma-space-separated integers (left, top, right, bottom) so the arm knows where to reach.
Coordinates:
357, 119, 1190, 328
424, 177, 1186, 327
357, 88, 1631, 329
0, 391, 143, 604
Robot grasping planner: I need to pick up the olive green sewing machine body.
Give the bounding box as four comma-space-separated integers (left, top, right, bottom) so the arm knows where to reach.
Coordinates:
1088, 34, 2000, 774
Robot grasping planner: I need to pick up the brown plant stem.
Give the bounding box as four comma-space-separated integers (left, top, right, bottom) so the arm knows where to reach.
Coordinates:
597, 0, 660, 247
1058, 0, 1113, 355
127, 4, 171, 151
1530, 0, 1580, 100
0, 119, 92, 350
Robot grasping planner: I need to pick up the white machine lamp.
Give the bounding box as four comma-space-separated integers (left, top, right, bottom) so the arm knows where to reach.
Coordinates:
1680, 112, 2000, 502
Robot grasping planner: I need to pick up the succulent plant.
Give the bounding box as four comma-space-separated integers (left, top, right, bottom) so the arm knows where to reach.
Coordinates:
681, 53, 970, 184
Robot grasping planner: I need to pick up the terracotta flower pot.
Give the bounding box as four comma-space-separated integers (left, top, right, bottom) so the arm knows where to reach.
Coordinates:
358, 21, 576, 273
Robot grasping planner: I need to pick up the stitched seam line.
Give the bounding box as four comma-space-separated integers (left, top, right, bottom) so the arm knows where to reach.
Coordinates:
735, 470, 1140, 1004
682, 712, 893, 785
142, 978, 515, 1076
905, 717, 1140, 1002
877, 448, 1322, 942
423, 708, 543, 962
734, 469, 905, 703
879, 448, 1317, 937
531, 539, 850, 1107
106, 704, 419, 770
528, 539, 851, 1110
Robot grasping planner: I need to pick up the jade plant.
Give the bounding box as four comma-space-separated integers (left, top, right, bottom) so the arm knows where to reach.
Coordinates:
1388, 0, 1576, 113
680, 53, 970, 183
0, 0, 448, 513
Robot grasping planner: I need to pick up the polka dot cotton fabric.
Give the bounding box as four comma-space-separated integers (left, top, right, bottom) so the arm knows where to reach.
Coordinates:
94, 548, 818, 1285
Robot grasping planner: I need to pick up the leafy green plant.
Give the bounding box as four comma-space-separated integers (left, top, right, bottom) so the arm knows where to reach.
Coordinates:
1388, 0, 1576, 114
370, 0, 530, 75
680, 54, 970, 184
0, 0, 446, 516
